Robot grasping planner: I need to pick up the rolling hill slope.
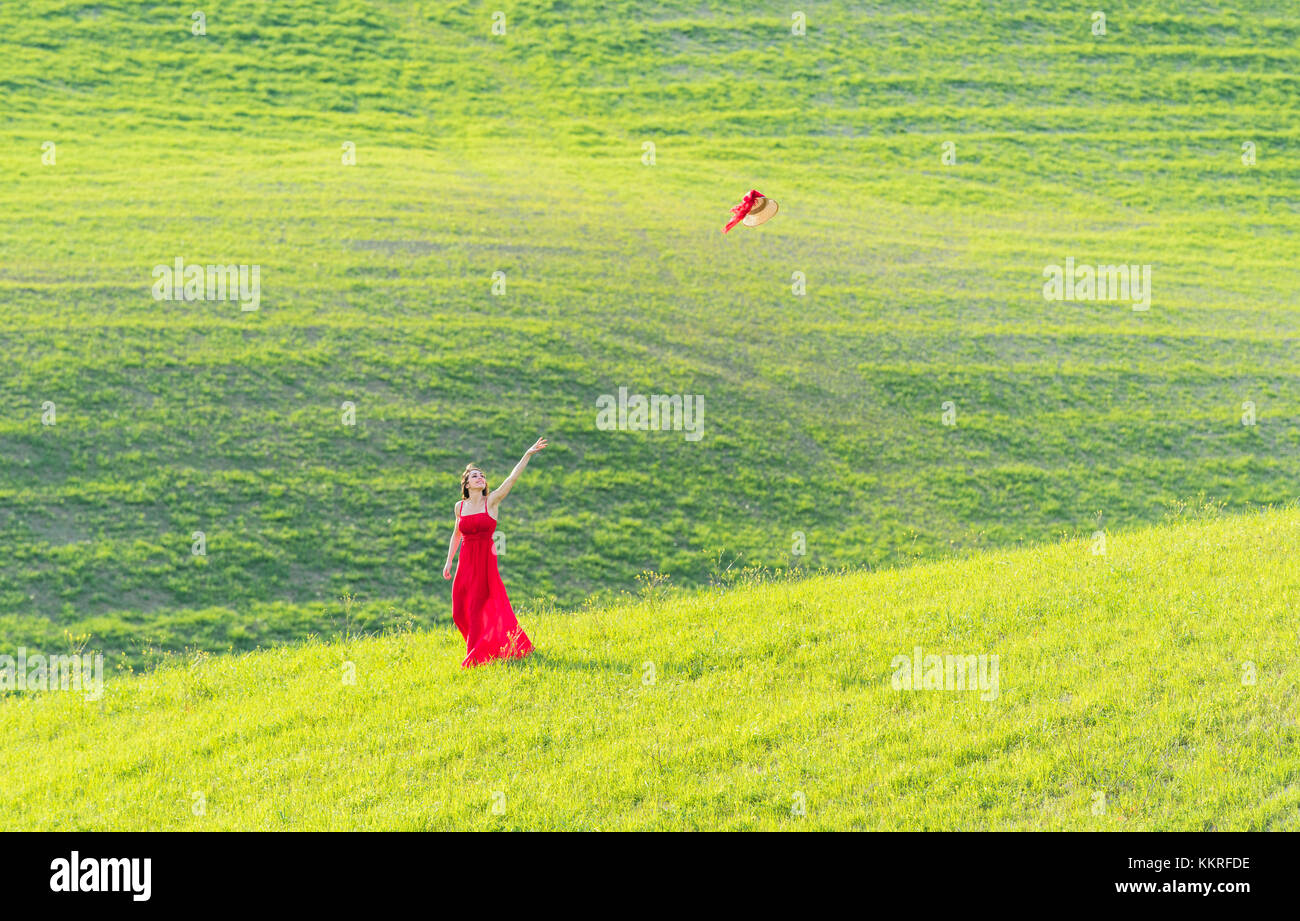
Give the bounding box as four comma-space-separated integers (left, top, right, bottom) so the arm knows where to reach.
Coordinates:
0, 1, 1297, 664
2, 504, 1296, 830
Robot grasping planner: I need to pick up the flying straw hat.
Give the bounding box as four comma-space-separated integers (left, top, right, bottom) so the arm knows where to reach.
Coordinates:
742, 194, 779, 226
723, 189, 780, 233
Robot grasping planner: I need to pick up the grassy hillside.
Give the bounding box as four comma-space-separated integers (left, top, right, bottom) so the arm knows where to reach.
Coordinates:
1, 1, 1298, 665
2, 504, 1296, 830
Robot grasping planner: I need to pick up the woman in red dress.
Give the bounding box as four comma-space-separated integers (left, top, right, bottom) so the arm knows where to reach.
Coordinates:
442, 437, 547, 667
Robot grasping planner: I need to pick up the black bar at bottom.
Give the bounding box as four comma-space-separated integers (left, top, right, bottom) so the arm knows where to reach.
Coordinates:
0, 831, 1282, 908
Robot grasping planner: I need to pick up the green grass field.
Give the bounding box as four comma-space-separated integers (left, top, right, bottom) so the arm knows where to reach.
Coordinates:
1, 1, 1298, 830
2, 504, 1296, 830
1, 1, 1297, 665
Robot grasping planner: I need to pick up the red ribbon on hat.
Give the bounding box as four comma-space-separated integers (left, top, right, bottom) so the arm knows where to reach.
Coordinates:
723, 189, 764, 233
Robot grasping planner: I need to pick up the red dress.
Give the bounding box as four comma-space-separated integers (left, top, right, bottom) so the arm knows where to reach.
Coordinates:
452, 501, 534, 667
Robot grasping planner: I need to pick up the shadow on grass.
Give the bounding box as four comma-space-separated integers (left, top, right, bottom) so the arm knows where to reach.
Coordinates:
502, 649, 622, 675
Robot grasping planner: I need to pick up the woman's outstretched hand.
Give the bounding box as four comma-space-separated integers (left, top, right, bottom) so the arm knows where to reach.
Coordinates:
443, 563, 452, 580
526, 436, 548, 456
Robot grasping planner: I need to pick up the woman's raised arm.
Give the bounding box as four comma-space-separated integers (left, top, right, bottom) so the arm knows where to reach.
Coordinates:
489, 437, 548, 508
